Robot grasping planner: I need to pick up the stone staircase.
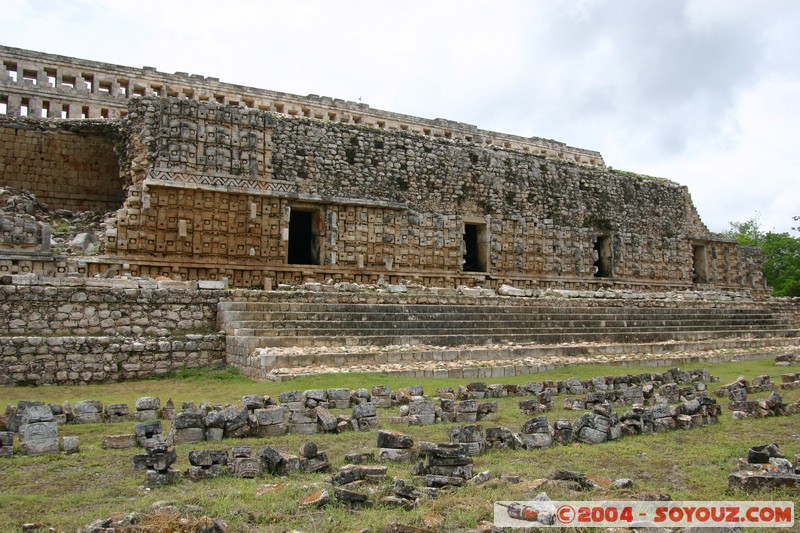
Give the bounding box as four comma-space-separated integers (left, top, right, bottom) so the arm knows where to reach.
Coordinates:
218, 295, 800, 377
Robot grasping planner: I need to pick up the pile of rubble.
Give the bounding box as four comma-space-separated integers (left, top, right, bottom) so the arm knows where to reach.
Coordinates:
716, 375, 774, 402
779, 371, 800, 390
0, 186, 110, 257
729, 443, 800, 491
0, 401, 80, 457
133, 431, 178, 488
775, 353, 800, 366
414, 442, 475, 491
729, 391, 800, 420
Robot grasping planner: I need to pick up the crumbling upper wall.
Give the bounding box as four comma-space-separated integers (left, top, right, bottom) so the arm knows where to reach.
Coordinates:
127, 98, 709, 238
0, 45, 603, 167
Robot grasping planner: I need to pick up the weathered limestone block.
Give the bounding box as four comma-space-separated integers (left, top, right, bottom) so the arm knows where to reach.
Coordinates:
315, 406, 338, 433
0, 430, 14, 454
279, 390, 303, 404
344, 452, 375, 464
352, 402, 378, 431
134, 420, 162, 447
303, 389, 327, 408
73, 400, 103, 424
135, 397, 161, 411
146, 469, 179, 487
254, 406, 286, 426
20, 403, 53, 423
408, 400, 436, 425
377, 430, 414, 449
172, 411, 205, 429
326, 388, 351, 409
484, 426, 517, 449
518, 415, 554, 449
133, 448, 177, 472
102, 434, 137, 449
61, 436, 80, 454
105, 403, 130, 423
242, 395, 266, 410
476, 401, 498, 421
19, 420, 59, 456
449, 425, 486, 455
188, 449, 229, 467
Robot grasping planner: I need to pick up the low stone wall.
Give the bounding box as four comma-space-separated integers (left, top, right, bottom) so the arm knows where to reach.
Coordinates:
0, 334, 225, 386
0, 279, 221, 336
0, 277, 225, 385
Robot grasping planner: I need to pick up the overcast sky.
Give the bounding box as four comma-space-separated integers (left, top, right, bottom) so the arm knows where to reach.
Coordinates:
4, 0, 799, 234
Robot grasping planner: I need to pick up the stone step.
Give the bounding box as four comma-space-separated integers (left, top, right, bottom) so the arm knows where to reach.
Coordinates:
235, 326, 800, 350
219, 302, 776, 317
230, 316, 785, 332
247, 341, 799, 380
232, 322, 789, 341
226, 310, 779, 324
218, 297, 796, 377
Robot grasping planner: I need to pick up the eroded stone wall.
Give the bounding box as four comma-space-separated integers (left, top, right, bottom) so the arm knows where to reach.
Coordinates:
100, 98, 764, 292
0, 282, 220, 336
0, 116, 123, 212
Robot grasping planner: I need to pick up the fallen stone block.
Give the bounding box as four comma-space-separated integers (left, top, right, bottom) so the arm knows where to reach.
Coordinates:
185, 464, 226, 481
102, 434, 137, 449
73, 400, 103, 424
145, 469, 179, 487
377, 430, 414, 449
135, 397, 161, 411
61, 436, 80, 454
333, 486, 369, 504
316, 406, 338, 433
171, 427, 205, 444
254, 406, 285, 426
344, 452, 375, 464
304, 452, 331, 473
380, 448, 413, 462
105, 404, 130, 422
188, 449, 228, 467
729, 471, 800, 491
425, 474, 465, 488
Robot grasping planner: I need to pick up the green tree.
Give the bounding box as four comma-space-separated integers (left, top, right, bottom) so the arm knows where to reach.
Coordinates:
723, 215, 800, 297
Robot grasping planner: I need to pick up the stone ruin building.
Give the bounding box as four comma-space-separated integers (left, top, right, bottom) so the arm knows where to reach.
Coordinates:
0, 45, 765, 291
2, 45, 798, 386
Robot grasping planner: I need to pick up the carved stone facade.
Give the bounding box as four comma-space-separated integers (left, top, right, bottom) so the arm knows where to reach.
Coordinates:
0, 45, 766, 293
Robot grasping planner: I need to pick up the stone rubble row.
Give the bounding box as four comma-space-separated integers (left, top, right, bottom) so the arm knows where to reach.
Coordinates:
728, 443, 800, 491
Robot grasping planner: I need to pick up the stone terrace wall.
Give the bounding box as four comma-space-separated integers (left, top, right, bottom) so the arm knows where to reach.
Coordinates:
771, 299, 800, 329
0, 334, 224, 386
0, 281, 221, 336
0, 116, 124, 212
0, 280, 225, 385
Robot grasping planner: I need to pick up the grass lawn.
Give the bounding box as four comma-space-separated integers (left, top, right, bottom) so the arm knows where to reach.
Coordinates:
0, 357, 798, 532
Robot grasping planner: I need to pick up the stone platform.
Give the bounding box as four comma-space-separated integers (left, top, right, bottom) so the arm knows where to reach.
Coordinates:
218, 292, 800, 380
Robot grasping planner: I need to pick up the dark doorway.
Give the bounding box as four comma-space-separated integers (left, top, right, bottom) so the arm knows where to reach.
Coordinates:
594, 235, 613, 278
288, 209, 319, 265
464, 223, 487, 272
692, 244, 708, 283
